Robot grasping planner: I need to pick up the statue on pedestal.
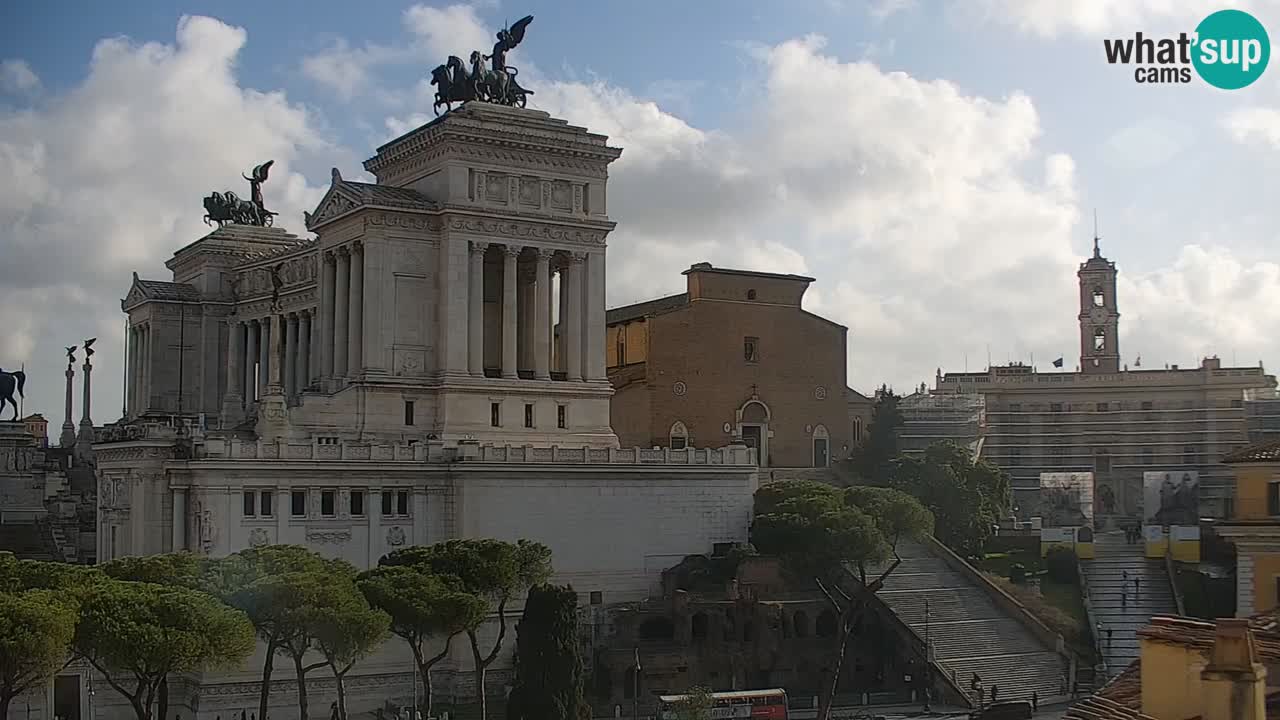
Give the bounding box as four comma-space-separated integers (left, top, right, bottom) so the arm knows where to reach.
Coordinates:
431, 15, 535, 115
203, 161, 278, 228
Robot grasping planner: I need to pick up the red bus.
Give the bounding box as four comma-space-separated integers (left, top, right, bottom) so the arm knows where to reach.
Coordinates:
657, 688, 789, 719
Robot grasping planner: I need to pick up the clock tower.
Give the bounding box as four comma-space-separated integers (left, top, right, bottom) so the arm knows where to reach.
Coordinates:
1078, 235, 1120, 373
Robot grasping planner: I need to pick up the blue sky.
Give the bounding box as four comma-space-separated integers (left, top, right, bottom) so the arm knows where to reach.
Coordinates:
2, 0, 1280, 422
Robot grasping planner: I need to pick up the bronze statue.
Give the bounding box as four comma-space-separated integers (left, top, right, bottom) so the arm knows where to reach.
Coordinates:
431, 15, 534, 115
269, 263, 284, 309
203, 161, 278, 228
65, 345, 77, 364
0, 368, 25, 421
83, 337, 96, 359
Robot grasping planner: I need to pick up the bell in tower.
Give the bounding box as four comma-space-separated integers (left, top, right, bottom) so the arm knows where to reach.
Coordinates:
1078, 226, 1120, 374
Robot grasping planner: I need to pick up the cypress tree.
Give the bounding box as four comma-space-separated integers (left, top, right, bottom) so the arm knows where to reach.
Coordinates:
506, 584, 587, 720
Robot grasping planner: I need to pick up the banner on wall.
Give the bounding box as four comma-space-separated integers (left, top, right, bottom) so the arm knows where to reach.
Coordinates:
1038, 472, 1095, 528
1142, 471, 1200, 526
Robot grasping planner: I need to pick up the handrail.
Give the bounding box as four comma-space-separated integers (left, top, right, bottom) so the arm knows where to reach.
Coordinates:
1077, 556, 1109, 679
1165, 547, 1187, 617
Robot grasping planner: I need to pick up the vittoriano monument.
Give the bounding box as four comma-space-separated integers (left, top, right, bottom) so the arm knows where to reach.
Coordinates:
431, 15, 535, 115
202, 160, 277, 228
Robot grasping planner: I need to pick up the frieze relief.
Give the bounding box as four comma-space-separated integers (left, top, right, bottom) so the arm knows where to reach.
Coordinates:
248, 528, 270, 548
386, 526, 406, 546
0, 447, 33, 473
307, 528, 352, 544
368, 213, 444, 232
446, 217, 606, 245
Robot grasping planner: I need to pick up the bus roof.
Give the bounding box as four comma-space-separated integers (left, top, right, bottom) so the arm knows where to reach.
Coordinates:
657, 689, 787, 702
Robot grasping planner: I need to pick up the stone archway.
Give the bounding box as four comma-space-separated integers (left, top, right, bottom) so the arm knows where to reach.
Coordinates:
737, 398, 772, 467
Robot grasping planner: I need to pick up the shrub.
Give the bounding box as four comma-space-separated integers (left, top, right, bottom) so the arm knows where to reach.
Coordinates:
1009, 563, 1028, 584
1045, 547, 1078, 584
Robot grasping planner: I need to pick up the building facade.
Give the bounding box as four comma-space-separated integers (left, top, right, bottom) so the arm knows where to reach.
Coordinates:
1215, 438, 1280, 618
606, 263, 853, 468
932, 241, 1275, 520
74, 103, 761, 720
896, 388, 986, 457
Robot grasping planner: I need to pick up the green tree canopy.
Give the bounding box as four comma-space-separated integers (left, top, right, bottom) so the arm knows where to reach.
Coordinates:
311, 579, 389, 720
358, 566, 487, 718
382, 539, 553, 720
665, 687, 714, 720
100, 552, 209, 589
890, 441, 1010, 557
506, 584, 587, 720
73, 578, 255, 720
0, 588, 78, 720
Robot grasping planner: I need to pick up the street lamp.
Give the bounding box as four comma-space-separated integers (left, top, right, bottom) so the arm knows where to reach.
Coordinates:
632, 647, 641, 720
924, 598, 932, 713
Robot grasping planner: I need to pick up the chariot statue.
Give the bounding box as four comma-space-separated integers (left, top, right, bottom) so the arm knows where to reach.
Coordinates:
431, 15, 535, 115
203, 161, 278, 228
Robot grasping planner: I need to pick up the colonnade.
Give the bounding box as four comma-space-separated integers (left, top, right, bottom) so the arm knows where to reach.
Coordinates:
124, 322, 153, 417
225, 311, 316, 408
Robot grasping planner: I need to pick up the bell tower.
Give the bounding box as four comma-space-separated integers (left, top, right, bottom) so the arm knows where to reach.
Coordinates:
1078, 231, 1120, 374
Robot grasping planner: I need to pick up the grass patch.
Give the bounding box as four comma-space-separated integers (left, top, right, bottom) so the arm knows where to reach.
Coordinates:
977, 549, 1094, 660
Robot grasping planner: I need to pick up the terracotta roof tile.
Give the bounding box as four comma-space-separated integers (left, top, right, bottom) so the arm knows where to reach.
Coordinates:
1224, 438, 1280, 464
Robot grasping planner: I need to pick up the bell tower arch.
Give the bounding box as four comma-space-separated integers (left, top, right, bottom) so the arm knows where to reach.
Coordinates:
1078, 233, 1120, 374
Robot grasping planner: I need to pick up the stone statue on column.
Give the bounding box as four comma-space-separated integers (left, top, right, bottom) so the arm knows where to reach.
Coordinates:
76, 337, 97, 459
60, 345, 77, 448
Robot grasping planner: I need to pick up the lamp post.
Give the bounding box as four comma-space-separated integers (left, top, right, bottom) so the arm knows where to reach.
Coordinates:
924, 598, 932, 712
632, 647, 640, 720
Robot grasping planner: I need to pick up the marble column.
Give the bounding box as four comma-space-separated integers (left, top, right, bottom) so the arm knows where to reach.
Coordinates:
223, 320, 243, 410
501, 245, 520, 378
284, 314, 298, 399
534, 250, 552, 380
245, 320, 259, 403
556, 267, 568, 375
298, 311, 312, 394
125, 326, 137, 417
258, 317, 271, 396
585, 251, 607, 381
347, 243, 364, 377
321, 252, 336, 381
334, 249, 350, 378
565, 254, 585, 381
468, 242, 486, 376
142, 324, 152, 413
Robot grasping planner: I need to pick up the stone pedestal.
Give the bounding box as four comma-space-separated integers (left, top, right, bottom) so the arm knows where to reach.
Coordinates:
0, 423, 43, 521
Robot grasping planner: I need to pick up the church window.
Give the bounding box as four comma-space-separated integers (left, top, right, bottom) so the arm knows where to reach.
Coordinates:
291, 490, 307, 517
1094, 328, 1106, 351
321, 490, 336, 517
491, 402, 501, 427
557, 405, 566, 429
524, 403, 534, 428
404, 401, 415, 426
1092, 288, 1105, 307
396, 490, 410, 515
243, 491, 256, 517
350, 490, 365, 517
616, 327, 626, 366
747, 289, 757, 300
744, 337, 759, 363
670, 421, 689, 450
260, 491, 273, 517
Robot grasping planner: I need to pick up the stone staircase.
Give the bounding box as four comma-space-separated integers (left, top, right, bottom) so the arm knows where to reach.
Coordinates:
871, 541, 1071, 703
1080, 530, 1178, 677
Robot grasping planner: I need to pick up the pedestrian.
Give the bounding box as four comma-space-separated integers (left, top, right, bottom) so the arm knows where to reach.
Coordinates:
1122, 569, 1129, 582
1122, 590, 1127, 609
1134, 576, 1141, 598
991, 685, 999, 703
1032, 691, 1039, 712
1107, 627, 1113, 646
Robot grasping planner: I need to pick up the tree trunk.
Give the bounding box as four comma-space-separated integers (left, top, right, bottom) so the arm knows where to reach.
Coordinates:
158, 676, 169, 720
1, 690, 13, 720
413, 635, 453, 718
469, 630, 488, 720
334, 669, 348, 720
817, 619, 856, 720
293, 656, 311, 720
258, 638, 277, 720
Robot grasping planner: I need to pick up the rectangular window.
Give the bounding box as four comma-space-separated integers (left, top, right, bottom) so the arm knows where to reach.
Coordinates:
396, 490, 410, 516
291, 490, 307, 517
350, 490, 365, 517
243, 490, 256, 517
557, 405, 566, 429
381, 490, 393, 516
321, 490, 336, 517
404, 400, 415, 426
525, 403, 534, 428
744, 337, 759, 363
260, 491, 273, 517
1269, 481, 1280, 516
590, 591, 603, 605
1097, 402, 1109, 413
491, 402, 501, 427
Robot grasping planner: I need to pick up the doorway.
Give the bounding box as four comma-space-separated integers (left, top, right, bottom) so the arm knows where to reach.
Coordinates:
742, 425, 763, 465
54, 675, 82, 720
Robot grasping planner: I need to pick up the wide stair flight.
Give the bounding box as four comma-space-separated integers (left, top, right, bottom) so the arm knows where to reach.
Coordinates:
1079, 529, 1178, 677
871, 540, 1072, 703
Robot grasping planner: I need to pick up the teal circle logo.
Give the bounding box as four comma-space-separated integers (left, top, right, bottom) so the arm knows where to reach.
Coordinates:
1192, 9, 1270, 89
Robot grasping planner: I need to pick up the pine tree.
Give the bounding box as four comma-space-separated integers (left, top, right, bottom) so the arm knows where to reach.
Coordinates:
506, 584, 587, 720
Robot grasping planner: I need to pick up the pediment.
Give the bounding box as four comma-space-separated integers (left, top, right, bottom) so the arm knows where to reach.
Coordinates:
306, 184, 363, 231
123, 275, 147, 309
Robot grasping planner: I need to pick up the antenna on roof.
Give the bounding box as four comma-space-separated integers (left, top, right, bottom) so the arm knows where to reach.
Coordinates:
1093, 209, 1101, 257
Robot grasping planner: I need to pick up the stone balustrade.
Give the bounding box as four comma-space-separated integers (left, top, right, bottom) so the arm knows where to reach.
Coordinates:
194, 437, 757, 465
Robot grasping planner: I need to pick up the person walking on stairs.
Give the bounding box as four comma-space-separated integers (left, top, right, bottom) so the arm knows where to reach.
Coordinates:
1107, 627, 1113, 646
1134, 575, 1140, 599
1032, 692, 1039, 713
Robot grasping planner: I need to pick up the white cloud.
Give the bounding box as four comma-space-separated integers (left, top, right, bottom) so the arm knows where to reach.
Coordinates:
0, 60, 40, 95
0, 15, 346, 419
1224, 106, 1280, 149
966, 0, 1215, 37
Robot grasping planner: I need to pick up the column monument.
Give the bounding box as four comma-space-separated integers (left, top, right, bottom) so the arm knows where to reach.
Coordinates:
60, 345, 76, 448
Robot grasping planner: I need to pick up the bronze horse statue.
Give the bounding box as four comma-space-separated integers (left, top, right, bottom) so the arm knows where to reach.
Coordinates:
0, 369, 25, 421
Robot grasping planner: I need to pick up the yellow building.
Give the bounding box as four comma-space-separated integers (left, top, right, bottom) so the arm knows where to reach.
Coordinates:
1217, 439, 1280, 618
1067, 615, 1279, 720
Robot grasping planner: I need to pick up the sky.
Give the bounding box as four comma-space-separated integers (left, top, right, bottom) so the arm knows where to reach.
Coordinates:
2, 0, 1280, 424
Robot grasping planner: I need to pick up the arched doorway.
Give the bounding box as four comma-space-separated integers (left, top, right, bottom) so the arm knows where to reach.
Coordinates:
812, 424, 830, 468
738, 399, 771, 467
